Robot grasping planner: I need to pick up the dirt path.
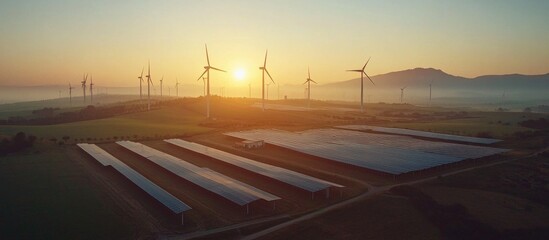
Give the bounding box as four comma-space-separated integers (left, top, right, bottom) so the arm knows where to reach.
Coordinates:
164, 214, 291, 240
240, 146, 549, 240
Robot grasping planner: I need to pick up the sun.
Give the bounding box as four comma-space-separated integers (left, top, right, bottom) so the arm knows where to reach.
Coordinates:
234, 68, 246, 81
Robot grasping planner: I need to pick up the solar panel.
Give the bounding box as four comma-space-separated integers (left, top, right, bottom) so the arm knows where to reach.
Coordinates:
224, 129, 508, 175
165, 139, 343, 193
77, 143, 191, 214
116, 141, 279, 206
337, 125, 502, 144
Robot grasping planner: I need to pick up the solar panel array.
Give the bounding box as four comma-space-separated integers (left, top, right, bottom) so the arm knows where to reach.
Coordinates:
116, 141, 280, 206
225, 129, 508, 175
77, 143, 191, 214
337, 125, 502, 144
165, 139, 343, 192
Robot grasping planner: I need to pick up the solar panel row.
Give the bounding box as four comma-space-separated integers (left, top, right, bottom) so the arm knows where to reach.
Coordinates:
337, 125, 501, 144
77, 143, 191, 214
164, 139, 343, 193
116, 141, 280, 206
225, 129, 508, 175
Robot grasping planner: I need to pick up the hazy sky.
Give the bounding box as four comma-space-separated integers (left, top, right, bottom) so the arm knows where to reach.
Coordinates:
1, 0, 548, 87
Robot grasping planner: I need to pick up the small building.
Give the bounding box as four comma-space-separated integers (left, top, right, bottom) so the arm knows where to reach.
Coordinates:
235, 139, 264, 149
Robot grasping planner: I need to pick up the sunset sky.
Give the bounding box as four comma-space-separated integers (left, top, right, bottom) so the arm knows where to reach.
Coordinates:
1, 0, 548, 87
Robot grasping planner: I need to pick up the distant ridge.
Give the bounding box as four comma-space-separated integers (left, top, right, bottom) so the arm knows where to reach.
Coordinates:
322, 68, 549, 90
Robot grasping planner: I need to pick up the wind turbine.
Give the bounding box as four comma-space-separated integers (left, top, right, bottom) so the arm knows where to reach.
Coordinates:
259, 50, 275, 111
69, 83, 74, 103
81, 73, 88, 103
159, 75, 164, 97
347, 57, 375, 112
303, 67, 317, 109
175, 78, 179, 97
429, 80, 433, 106
145, 61, 154, 111
196, 44, 226, 118
400, 86, 407, 103
89, 74, 94, 104
138, 67, 144, 100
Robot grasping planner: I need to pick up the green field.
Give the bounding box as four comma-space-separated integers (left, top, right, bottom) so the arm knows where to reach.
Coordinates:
0, 106, 213, 140
0, 144, 134, 240
379, 111, 544, 138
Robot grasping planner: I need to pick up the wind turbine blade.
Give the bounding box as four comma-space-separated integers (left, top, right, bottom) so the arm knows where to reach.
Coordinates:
148, 60, 150, 76
205, 44, 210, 66
308, 67, 310, 79
197, 69, 208, 81
362, 57, 371, 70
140, 67, 144, 78
303, 80, 308, 85
210, 66, 226, 72
364, 72, 375, 86
265, 69, 275, 84
264, 50, 268, 68
346, 69, 363, 72
311, 79, 317, 84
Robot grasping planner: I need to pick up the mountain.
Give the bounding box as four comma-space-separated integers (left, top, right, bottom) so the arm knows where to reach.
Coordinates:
322, 68, 549, 91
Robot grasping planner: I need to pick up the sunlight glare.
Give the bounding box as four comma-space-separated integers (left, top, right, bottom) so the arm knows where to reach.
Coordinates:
234, 68, 246, 81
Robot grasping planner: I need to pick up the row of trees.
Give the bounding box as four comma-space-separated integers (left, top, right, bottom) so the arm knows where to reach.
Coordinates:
0, 132, 36, 156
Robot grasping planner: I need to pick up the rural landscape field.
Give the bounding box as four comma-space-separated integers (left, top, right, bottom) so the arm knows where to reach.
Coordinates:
1, 1, 548, 240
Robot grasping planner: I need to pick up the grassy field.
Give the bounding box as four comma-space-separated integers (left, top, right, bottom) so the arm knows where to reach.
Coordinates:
380, 111, 545, 138
0, 95, 146, 119
258, 195, 441, 240
414, 155, 549, 238
0, 106, 213, 140
0, 144, 135, 240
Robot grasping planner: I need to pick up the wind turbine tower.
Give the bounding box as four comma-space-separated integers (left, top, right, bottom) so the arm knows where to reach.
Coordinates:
90, 74, 94, 104
259, 50, 275, 111
429, 83, 432, 106
159, 75, 164, 97
145, 61, 153, 111
196, 44, 226, 118
400, 86, 407, 103
138, 67, 144, 100
266, 83, 271, 100
68, 83, 74, 103
175, 78, 179, 97
81, 73, 88, 103
304, 67, 317, 109
347, 57, 375, 112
